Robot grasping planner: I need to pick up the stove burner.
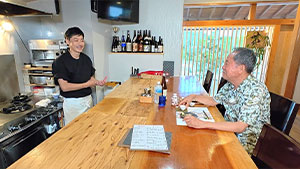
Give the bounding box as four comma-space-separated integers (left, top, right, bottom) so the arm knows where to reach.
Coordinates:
2, 104, 32, 114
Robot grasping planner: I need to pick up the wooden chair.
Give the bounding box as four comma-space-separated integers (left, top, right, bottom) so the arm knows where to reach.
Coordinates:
269, 92, 300, 135
252, 124, 300, 169
216, 77, 227, 116
203, 70, 213, 93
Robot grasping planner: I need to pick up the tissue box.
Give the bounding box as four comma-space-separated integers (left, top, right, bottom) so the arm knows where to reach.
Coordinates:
139, 96, 153, 103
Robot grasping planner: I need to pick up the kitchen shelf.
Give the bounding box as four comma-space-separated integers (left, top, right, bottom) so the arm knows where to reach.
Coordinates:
28, 73, 53, 76
23, 67, 52, 71
110, 52, 164, 55
29, 84, 56, 87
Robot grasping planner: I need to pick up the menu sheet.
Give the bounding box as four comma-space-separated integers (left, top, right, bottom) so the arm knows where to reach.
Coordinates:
130, 125, 168, 151
176, 107, 215, 126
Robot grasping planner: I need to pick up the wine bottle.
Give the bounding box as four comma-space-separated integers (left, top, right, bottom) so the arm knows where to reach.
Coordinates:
117, 36, 121, 52
138, 30, 144, 52
121, 34, 126, 52
132, 30, 138, 52
161, 73, 167, 98
143, 30, 150, 52
126, 30, 132, 52
151, 36, 155, 53
158, 36, 163, 53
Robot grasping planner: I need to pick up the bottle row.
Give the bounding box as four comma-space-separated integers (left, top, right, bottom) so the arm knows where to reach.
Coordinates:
111, 30, 164, 53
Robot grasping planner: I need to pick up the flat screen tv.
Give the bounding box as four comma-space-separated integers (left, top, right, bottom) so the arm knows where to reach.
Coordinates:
97, 0, 139, 24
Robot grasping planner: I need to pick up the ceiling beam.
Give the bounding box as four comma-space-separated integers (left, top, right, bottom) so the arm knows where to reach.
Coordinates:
209, 7, 216, 19
248, 3, 257, 20
222, 7, 229, 19
285, 5, 298, 18
259, 5, 272, 18
272, 5, 287, 18
183, 19, 295, 27
198, 8, 202, 18
234, 6, 243, 19
184, 1, 298, 6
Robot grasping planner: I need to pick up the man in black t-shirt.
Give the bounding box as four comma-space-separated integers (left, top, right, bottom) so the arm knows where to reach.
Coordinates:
52, 27, 107, 125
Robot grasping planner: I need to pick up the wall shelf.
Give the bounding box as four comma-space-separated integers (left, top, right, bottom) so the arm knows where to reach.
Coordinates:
29, 84, 56, 87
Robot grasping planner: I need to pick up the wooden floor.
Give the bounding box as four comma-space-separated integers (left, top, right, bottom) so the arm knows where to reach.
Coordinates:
290, 110, 300, 143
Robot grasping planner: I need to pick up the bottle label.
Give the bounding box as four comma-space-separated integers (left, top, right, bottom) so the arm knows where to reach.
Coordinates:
163, 89, 167, 97
138, 44, 143, 52
151, 45, 155, 52
158, 46, 163, 53
133, 43, 138, 52
126, 43, 132, 52
143, 45, 150, 52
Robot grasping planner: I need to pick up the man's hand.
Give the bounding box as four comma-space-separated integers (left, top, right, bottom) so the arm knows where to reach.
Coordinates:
179, 94, 196, 106
96, 76, 107, 86
85, 77, 99, 87
184, 115, 206, 129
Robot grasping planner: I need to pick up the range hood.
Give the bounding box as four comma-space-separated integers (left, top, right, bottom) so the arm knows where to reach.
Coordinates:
0, 0, 58, 16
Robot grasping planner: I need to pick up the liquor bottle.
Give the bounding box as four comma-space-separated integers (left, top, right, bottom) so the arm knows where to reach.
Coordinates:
126, 30, 132, 52
132, 30, 138, 52
158, 36, 163, 53
111, 36, 115, 52
138, 30, 144, 52
161, 73, 167, 98
154, 37, 158, 53
151, 36, 155, 53
117, 36, 121, 52
143, 30, 150, 52
121, 34, 126, 52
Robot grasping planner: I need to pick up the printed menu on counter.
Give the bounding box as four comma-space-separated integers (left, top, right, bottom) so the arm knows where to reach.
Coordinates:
130, 125, 168, 151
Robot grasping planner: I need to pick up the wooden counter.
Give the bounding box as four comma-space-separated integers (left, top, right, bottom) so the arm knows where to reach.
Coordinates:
9, 76, 257, 169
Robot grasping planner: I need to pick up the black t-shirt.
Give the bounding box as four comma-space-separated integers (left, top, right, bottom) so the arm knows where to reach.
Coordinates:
52, 51, 95, 98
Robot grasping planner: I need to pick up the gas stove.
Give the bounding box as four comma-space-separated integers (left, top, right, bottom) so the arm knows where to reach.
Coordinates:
1, 94, 33, 114
0, 99, 63, 169
0, 101, 62, 141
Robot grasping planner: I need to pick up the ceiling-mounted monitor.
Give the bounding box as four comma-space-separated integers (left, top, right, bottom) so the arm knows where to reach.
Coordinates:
97, 0, 139, 24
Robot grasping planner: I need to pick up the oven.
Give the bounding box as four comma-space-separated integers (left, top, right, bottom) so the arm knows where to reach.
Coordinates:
0, 101, 63, 169
28, 39, 68, 67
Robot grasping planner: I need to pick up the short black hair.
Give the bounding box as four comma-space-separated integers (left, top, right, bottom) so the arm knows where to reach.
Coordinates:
232, 48, 257, 73
64, 27, 84, 40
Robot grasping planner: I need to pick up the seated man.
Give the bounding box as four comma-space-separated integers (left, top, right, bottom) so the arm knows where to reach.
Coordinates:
180, 47, 270, 155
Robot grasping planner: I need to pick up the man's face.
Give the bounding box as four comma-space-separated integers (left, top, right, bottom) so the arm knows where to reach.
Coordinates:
222, 53, 243, 82
66, 35, 85, 54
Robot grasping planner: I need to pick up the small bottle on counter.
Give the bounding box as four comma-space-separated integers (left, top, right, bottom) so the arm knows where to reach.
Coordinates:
171, 93, 178, 106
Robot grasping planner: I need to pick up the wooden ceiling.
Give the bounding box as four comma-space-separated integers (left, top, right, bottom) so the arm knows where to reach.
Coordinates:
184, 2, 298, 20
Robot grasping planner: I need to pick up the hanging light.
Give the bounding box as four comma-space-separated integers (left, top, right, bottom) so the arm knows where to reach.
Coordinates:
1, 20, 14, 31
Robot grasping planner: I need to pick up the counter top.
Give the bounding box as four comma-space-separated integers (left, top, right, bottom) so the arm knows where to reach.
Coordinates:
9, 76, 257, 169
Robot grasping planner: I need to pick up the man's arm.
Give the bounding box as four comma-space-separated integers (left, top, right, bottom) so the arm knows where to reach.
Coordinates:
184, 115, 248, 133
58, 78, 97, 92
180, 94, 218, 107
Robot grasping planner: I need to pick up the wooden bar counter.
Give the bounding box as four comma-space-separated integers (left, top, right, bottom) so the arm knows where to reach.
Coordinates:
9, 76, 257, 169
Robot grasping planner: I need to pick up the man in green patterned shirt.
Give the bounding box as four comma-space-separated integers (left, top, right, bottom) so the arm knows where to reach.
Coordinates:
180, 48, 271, 155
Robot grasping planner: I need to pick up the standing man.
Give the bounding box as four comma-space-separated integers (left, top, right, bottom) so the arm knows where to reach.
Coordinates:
52, 27, 107, 125
180, 48, 270, 155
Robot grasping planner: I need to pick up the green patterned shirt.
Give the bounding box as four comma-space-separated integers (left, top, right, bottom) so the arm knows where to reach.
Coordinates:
214, 75, 270, 155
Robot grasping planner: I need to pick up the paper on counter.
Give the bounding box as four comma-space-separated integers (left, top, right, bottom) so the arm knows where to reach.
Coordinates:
130, 125, 168, 151
176, 107, 215, 126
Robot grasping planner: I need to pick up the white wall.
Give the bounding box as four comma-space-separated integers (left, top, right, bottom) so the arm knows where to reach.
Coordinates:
109, 0, 184, 79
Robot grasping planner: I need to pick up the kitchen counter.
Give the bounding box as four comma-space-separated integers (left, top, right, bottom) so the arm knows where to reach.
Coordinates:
9, 77, 256, 169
